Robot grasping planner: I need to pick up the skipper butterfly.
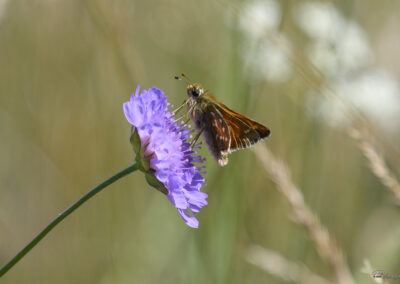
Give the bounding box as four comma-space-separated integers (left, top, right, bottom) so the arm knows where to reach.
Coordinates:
175, 74, 270, 166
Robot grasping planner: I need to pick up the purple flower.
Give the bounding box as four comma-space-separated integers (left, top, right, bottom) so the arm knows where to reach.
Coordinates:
123, 86, 208, 228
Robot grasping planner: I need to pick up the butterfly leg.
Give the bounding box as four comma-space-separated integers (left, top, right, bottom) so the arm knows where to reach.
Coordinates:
173, 113, 188, 123
190, 128, 204, 148
171, 99, 188, 115
173, 104, 195, 124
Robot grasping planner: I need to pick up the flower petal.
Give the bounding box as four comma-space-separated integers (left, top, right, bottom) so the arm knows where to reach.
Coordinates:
178, 209, 199, 228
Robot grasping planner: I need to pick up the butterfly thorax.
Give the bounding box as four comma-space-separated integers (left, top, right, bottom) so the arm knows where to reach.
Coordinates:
187, 96, 209, 130
187, 83, 213, 128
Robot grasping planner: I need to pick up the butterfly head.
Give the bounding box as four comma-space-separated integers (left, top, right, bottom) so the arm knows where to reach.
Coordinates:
187, 83, 204, 99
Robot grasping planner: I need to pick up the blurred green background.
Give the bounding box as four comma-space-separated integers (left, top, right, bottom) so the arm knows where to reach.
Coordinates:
1, 0, 400, 283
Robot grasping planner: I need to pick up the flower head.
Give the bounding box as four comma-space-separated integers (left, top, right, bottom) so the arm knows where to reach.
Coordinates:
123, 86, 207, 228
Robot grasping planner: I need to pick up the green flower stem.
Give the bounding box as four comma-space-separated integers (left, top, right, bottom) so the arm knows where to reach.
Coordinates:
0, 163, 139, 278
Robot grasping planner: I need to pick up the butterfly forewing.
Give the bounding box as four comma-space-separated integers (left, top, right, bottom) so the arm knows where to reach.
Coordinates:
213, 103, 270, 152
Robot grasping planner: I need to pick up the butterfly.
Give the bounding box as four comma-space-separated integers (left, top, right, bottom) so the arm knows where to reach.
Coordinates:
175, 74, 271, 166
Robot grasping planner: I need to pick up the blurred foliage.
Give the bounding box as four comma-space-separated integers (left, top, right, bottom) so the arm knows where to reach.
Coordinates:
0, 0, 400, 283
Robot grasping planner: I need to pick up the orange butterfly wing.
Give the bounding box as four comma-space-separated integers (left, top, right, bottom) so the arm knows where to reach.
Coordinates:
213, 103, 270, 152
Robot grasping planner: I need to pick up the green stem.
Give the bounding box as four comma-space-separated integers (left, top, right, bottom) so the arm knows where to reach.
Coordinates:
0, 163, 139, 278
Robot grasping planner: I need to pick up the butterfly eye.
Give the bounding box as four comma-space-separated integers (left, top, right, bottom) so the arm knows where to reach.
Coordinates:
189, 88, 200, 98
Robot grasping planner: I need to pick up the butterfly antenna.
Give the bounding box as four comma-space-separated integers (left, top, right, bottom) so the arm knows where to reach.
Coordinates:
181, 73, 193, 83
174, 74, 187, 86
174, 72, 193, 84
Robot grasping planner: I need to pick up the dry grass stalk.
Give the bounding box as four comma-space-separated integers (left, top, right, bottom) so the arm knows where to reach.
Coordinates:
223, 0, 400, 209
245, 244, 333, 284
253, 145, 354, 284
350, 129, 400, 204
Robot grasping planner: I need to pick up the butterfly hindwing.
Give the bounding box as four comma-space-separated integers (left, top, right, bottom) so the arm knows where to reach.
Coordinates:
202, 104, 231, 166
